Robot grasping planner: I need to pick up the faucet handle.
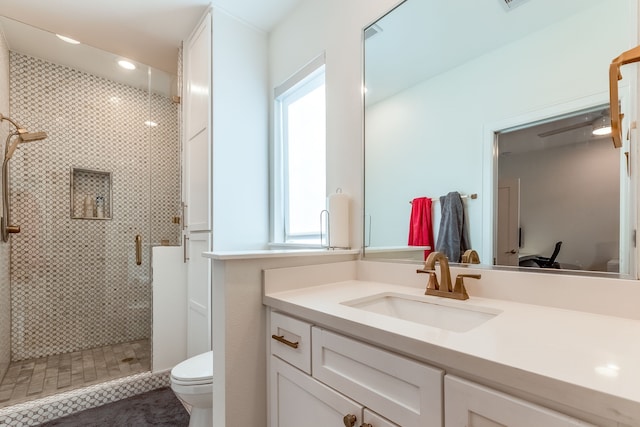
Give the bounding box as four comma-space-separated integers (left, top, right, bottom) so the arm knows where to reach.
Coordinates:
453, 274, 480, 299
417, 268, 439, 292
426, 271, 439, 292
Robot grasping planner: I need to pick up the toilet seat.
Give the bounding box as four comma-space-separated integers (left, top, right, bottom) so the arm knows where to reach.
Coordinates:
170, 376, 212, 386
171, 350, 213, 383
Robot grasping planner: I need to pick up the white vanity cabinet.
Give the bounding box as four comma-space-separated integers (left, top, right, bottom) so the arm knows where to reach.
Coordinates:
269, 310, 599, 427
444, 376, 595, 427
269, 311, 442, 427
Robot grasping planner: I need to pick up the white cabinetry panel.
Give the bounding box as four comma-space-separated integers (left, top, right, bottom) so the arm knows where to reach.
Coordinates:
185, 129, 210, 231
185, 16, 210, 140
445, 376, 595, 427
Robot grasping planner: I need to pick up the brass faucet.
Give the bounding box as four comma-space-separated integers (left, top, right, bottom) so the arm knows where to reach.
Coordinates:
417, 251, 480, 300
461, 249, 480, 264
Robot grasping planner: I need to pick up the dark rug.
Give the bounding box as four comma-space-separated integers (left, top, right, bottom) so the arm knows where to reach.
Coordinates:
39, 387, 190, 426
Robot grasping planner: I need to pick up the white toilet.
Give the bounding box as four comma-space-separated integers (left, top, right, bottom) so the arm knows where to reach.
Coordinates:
170, 351, 213, 427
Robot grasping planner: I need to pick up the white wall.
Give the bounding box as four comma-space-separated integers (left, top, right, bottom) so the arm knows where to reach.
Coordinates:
365, 2, 632, 254
269, 0, 402, 250
500, 141, 620, 271
0, 28, 10, 381
212, 8, 269, 251
211, 252, 358, 427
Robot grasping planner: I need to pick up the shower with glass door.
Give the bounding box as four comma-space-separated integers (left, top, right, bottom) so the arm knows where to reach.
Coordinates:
0, 17, 181, 409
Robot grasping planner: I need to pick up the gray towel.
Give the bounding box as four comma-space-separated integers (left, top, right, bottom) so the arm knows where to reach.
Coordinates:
435, 192, 470, 262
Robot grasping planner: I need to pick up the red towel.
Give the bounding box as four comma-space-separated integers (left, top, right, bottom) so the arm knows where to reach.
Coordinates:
408, 197, 434, 260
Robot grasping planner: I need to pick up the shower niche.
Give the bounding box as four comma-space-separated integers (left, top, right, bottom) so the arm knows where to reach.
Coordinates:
70, 167, 113, 220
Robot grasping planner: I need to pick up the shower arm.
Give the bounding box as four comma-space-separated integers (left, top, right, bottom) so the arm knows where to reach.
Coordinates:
0, 114, 22, 132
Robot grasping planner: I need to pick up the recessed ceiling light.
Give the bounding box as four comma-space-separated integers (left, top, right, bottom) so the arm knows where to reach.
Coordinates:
592, 116, 612, 136
118, 60, 136, 70
592, 126, 612, 136
144, 121, 158, 127
56, 34, 80, 45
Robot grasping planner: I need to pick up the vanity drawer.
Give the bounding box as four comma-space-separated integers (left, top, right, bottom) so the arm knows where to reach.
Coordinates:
270, 311, 312, 374
312, 327, 443, 427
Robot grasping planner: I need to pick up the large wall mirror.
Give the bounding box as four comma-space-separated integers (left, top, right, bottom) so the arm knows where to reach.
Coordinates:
363, 0, 638, 278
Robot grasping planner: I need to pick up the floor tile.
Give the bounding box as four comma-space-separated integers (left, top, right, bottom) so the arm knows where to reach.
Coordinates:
0, 339, 150, 408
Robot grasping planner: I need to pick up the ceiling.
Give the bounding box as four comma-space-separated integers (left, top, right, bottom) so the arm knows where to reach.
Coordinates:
364, 0, 602, 106
498, 107, 611, 155
0, 0, 303, 75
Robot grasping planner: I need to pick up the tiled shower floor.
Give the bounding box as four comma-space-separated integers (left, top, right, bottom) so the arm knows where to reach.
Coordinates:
0, 339, 150, 408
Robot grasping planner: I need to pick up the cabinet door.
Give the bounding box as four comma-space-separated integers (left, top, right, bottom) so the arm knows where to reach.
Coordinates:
445, 376, 595, 427
186, 231, 211, 356
312, 327, 443, 426
183, 12, 211, 233
363, 409, 400, 427
270, 356, 363, 427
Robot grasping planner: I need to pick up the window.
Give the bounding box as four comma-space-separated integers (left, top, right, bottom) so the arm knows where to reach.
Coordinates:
273, 55, 326, 246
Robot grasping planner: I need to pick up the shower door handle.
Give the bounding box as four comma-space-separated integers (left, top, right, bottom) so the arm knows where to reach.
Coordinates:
135, 234, 142, 266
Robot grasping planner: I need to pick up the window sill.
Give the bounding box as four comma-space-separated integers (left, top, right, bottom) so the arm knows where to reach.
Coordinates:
203, 247, 360, 261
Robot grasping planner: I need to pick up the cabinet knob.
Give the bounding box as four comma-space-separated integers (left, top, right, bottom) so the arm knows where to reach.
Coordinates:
343, 414, 357, 427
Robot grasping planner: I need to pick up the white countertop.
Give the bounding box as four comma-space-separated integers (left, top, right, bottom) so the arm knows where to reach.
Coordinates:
264, 279, 640, 425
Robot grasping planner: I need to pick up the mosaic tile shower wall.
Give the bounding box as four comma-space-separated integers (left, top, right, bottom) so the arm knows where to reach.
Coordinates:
8, 52, 180, 361
0, 31, 10, 380
150, 90, 181, 245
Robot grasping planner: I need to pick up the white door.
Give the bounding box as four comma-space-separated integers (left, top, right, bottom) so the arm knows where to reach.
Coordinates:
183, 11, 212, 356
270, 356, 363, 427
444, 376, 594, 427
497, 178, 519, 266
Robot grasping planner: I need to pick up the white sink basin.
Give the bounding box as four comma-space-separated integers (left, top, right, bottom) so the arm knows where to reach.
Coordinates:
342, 292, 501, 332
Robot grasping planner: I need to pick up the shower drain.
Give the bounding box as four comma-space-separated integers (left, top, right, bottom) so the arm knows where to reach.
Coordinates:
121, 357, 135, 363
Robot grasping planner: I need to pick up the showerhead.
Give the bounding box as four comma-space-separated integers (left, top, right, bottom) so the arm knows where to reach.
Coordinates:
4, 130, 49, 160
1, 114, 49, 161
19, 131, 48, 142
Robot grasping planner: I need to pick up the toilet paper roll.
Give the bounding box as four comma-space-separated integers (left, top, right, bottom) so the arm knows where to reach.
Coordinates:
327, 190, 350, 248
